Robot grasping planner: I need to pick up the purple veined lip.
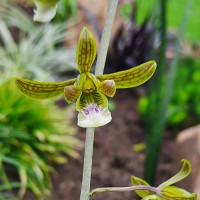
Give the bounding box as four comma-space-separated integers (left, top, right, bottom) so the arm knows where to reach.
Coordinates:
82, 103, 104, 116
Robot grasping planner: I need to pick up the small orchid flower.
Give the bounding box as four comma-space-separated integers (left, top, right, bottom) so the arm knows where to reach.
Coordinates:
131, 159, 197, 200
33, 0, 60, 22
16, 27, 156, 128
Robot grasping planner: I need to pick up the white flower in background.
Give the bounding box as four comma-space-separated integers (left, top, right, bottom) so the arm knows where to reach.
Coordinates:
78, 103, 112, 128
33, 0, 59, 22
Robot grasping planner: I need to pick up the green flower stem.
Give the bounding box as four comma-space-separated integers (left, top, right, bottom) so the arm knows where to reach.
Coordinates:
95, 0, 119, 76
90, 185, 159, 197
80, 127, 95, 200
80, 1, 119, 200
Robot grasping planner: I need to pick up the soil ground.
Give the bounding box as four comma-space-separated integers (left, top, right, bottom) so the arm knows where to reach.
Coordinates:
25, 90, 175, 200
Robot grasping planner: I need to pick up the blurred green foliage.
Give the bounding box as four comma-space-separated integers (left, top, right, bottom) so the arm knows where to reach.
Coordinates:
139, 57, 200, 127
0, 1, 77, 82
119, 2, 133, 19
0, 1, 81, 199
0, 80, 80, 199
135, 0, 200, 42
55, 0, 77, 23
167, 57, 200, 126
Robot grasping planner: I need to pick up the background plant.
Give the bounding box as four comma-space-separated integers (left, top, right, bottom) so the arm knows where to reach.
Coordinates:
0, 0, 78, 82
0, 79, 81, 198
55, 0, 77, 23
139, 56, 200, 128
132, 0, 196, 185
0, 1, 81, 199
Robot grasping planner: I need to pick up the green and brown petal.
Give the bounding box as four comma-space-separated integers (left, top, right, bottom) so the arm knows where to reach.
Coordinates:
16, 78, 76, 99
97, 60, 156, 89
98, 80, 116, 97
64, 85, 81, 104
76, 27, 96, 73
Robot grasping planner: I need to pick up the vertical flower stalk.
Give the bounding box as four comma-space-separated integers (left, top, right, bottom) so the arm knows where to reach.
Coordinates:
80, 1, 119, 200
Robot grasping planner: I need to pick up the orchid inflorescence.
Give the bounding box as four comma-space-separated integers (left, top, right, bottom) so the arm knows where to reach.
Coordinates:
16, 27, 156, 128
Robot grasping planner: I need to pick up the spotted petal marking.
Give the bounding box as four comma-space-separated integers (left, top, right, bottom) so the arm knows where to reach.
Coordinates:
97, 61, 157, 89
98, 80, 116, 97
16, 78, 76, 99
76, 27, 97, 73
64, 85, 82, 104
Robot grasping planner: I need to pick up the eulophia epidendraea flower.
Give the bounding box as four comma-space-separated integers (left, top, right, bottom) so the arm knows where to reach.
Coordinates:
131, 159, 197, 200
33, 0, 59, 22
16, 27, 156, 128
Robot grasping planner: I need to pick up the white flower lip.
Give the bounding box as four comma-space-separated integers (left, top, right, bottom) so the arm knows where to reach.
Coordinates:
33, 1, 57, 22
78, 103, 112, 128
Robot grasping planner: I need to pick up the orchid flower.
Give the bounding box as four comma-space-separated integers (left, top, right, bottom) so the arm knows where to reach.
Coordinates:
33, 0, 60, 22
131, 159, 197, 200
16, 27, 156, 128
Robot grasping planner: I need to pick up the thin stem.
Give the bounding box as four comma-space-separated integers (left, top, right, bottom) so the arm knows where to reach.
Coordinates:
90, 185, 159, 197
80, 128, 95, 200
95, 0, 119, 76
80, 1, 119, 200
